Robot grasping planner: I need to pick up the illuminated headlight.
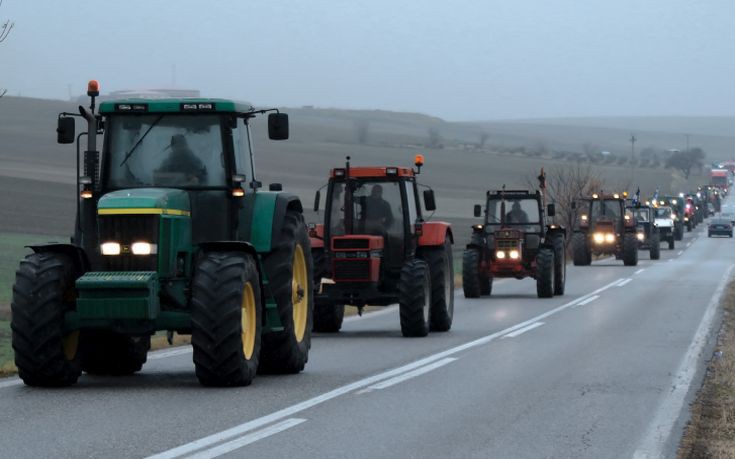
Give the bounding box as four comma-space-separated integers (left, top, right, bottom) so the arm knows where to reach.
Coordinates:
684, 217, 689, 222
131, 242, 157, 255
671, 213, 677, 220
593, 233, 604, 244
672, 199, 678, 204
605, 233, 615, 243
101, 242, 121, 256
581, 214, 588, 221
509, 250, 520, 259
636, 232, 645, 241
496, 250, 506, 259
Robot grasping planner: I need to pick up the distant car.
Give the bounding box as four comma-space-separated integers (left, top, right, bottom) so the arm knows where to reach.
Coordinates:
708, 218, 733, 238
721, 212, 735, 225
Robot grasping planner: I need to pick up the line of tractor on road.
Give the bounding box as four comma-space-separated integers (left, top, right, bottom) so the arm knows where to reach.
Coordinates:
6, 82, 727, 388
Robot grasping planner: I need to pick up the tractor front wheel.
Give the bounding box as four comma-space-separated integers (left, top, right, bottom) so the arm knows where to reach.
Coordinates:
313, 304, 344, 333
191, 251, 262, 386
11, 253, 82, 387
462, 248, 490, 298
622, 233, 639, 266
81, 332, 150, 375
551, 234, 566, 295
259, 210, 313, 374
536, 248, 555, 298
420, 236, 454, 332
649, 232, 661, 260
399, 259, 431, 337
668, 237, 675, 250
572, 233, 591, 266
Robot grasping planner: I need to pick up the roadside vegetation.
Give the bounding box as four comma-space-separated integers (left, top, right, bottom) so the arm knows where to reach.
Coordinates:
679, 280, 735, 458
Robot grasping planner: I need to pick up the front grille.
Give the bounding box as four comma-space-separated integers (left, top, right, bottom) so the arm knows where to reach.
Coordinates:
333, 259, 370, 281
334, 238, 370, 250
99, 215, 159, 271
496, 239, 519, 250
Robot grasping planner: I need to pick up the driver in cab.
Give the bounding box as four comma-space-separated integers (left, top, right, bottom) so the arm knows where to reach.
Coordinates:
364, 184, 394, 231
505, 201, 529, 224
155, 134, 207, 185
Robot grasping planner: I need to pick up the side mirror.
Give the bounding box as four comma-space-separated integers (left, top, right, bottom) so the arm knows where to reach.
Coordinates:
571, 201, 577, 210
268, 113, 289, 140
547, 203, 556, 217
423, 189, 436, 211
57, 117, 75, 144
474, 204, 482, 218
314, 190, 321, 212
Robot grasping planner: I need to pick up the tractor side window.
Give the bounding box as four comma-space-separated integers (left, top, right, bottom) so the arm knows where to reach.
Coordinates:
404, 181, 418, 232
329, 182, 346, 237
232, 121, 253, 180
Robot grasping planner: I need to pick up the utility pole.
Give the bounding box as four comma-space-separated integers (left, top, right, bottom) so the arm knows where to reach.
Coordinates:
685, 134, 690, 153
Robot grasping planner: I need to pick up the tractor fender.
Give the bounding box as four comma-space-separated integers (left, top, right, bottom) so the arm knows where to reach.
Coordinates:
248, 191, 304, 253
546, 225, 567, 238
419, 221, 453, 247
309, 223, 325, 249
28, 243, 90, 278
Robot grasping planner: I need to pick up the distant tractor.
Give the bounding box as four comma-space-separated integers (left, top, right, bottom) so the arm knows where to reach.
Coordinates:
652, 204, 676, 250
462, 170, 566, 299
309, 156, 454, 337
11, 80, 314, 387
659, 196, 684, 241
572, 192, 638, 266
627, 202, 661, 259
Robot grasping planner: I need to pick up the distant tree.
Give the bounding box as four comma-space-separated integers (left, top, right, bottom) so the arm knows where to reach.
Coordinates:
0, 0, 14, 98
427, 127, 442, 149
478, 132, 489, 149
665, 148, 705, 179
354, 119, 370, 145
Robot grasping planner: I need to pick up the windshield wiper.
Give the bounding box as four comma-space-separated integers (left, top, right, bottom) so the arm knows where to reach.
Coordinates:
119, 114, 165, 166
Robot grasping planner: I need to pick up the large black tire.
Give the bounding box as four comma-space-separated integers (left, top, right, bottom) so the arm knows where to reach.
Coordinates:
11, 253, 82, 387
551, 234, 566, 296
259, 210, 314, 374
191, 251, 262, 387
462, 248, 481, 298
420, 236, 454, 332
313, 304, 344, 333
536, 248, 555, 298
674, 224, 684, 241
480, 272, 492, 296
399, 258, 431, 337
686, 220, 692, 232
668, 237, 675, 250
81, 332, 150, 375
572, 232, 591, 266
649, 232, 661, 260
622, 233, 639, 266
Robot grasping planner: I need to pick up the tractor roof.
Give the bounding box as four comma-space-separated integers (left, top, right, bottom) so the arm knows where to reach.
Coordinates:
486, 189, 538, 198
99, 98, 254, 115
330, 166, 415, 179
586, 192, 626, 201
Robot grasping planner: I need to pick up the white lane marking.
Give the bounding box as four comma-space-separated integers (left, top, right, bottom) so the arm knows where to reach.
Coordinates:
186, 418, 307, 459
575, 295, 600, 307
147, 277, 627, 459
147, 347, 192, 361
0, 378, 22, 389
634, 264, 735, 459
617, 278, 633, 287
686, 242, 692, 247
677, 250, 684, 256
502, 322, 544, 338
635, 269, 645, 275
363, 357, 458, 392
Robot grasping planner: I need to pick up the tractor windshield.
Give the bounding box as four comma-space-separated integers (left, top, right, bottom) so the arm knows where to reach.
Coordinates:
630, 208, 649, 222
486, 198, 541, 230
589, 199, 622, 222
329, 180, 404, 237
655, 207, 672, 219
105, 114, 227, 188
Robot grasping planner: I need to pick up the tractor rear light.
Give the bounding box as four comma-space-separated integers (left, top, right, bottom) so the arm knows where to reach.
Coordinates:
509, 250, 520, 259
496, 250, 506, 259
131, 242, 157, 255
101, 242, 121, 256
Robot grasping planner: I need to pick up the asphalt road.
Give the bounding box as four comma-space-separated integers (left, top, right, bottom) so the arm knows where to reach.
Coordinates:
0, 207, 732, 458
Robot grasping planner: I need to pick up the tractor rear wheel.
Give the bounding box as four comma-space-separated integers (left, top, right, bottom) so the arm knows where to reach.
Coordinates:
399, 258, 431, 337
551, 234, 566, 295
686, 220, 692, 232
313, 304, 344, 333
462, 248, 481, 298
668, 237, 675, 250
11, 253, 81, 387
572, 232, 591, 266
81, 332, 150, 375
420, 236, 454, 332
649, 232, 661, 260
259, 210, 313, 374
536, 248, 555, 298
674, 224, 683, 241
623, 233, 639, 266
191, 251, 262, 386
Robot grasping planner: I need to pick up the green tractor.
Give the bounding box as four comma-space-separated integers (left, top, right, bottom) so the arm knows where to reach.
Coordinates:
11, 81, 314, 387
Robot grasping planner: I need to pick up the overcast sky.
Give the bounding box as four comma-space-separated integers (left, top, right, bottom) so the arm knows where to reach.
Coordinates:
1, 0, 734, 120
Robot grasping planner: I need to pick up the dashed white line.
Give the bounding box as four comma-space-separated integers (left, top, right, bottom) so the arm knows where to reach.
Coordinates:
575, 295, 600, 307
147, 347, 192, 361
617, 278, 633, 287
187, 418, 307, 459
634, 269, 645, 275
502, 322, 545, 338
677, 250, 684, 256
363, 357, 458, 392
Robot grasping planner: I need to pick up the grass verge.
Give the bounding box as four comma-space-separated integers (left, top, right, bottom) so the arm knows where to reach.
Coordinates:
679, 280, 735, 458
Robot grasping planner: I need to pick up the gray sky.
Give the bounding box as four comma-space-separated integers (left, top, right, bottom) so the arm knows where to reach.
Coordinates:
2, 0, 734, 120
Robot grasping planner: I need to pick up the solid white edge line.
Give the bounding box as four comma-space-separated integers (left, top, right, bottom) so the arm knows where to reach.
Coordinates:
146, 276, 626, 459
502, 322, 544, 338
633, 263, 735, 459
186, 418, 307, 459
367, 357, 458, 391
617, 278, 633, 287
575, 295, 600, 307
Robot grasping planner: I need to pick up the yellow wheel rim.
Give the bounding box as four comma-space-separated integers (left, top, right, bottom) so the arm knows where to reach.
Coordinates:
241, 282, 257, 359
292, 244, 308, 343
62, 331, 79, 361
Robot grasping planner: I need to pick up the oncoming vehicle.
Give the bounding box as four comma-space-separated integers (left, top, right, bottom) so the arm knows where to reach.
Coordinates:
572, 192, 638, 266
653, 205, 676, 250
11, 81, 314, 387
708, 218, 733, 238
627, 202, 660, 260
310, 156, 454, 337
462, 171, 566, 299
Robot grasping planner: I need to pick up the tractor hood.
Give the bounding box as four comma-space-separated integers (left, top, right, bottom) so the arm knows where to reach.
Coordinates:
97, 188, 190, 216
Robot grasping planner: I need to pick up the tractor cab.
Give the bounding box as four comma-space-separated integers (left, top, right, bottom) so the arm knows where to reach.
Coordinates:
572, 192, 639, 266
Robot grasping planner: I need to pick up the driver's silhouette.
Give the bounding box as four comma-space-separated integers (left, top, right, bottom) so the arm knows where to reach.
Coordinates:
505, 201, 529, 224
155, 134, 207, 184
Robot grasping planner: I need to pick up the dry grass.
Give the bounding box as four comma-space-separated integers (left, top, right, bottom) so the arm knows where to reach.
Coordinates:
679, 281, 735, 459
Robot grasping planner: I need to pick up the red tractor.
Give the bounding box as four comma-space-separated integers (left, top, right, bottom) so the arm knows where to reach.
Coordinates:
309, 156, 454, 337
462, 171, 566, 298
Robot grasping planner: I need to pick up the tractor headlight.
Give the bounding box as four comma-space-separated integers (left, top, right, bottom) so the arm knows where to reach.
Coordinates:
101, 242, 121, 256
636, 232, 645, 241
605, 233, 615, 243
496, 250, 506, 259
131, 242, 157, 255
509, 250, 520, 259
581, 214, 588, 221
593, 233, 604, 244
